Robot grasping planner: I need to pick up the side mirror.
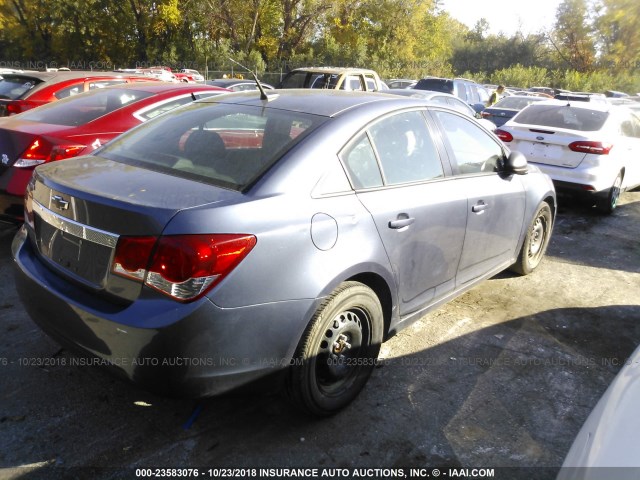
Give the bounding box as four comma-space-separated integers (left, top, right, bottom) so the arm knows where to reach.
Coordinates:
504, 151, 528, 175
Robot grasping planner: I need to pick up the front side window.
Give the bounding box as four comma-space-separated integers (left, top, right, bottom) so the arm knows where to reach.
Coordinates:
434, 110, 504, 175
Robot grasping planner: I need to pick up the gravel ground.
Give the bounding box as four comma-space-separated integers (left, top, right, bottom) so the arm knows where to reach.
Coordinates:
1, 191, 639, 480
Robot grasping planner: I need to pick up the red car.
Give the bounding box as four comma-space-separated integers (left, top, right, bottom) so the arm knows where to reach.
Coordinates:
0, 82, 229, 223
0, 70, 161, 117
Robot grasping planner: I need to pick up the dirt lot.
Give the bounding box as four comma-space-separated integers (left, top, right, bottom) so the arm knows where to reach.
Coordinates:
1, 191, 639, 480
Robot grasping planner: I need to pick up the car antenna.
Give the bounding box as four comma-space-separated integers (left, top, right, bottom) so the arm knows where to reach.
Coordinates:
228, 58, 269, 101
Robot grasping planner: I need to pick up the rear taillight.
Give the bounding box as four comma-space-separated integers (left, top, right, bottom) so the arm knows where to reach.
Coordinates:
481, 112, 492, 118
6, 102, 26, 116
495, 129, 513, 142
14, 138, 86, 168
568, 141, 613, 155
112, 234, 257, 302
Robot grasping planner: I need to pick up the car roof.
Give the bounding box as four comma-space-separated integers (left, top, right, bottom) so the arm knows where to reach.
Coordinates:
288, 67, 379, 75
206, 79, 264, 86
534, 99, 614, 112
104, 82, 228, 93
1, 70, 149, 82
198, 89, 424, 117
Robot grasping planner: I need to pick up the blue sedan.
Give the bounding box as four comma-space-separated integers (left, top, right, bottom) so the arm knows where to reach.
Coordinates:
12, 90, 556, 415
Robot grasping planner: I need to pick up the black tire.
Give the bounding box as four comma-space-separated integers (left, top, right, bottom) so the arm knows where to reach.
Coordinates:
285, 281, 383, 416
595, 173, 622, 214
510, 202, 552, 275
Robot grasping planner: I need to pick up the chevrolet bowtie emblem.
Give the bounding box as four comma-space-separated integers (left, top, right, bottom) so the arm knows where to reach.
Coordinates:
51, 194, 70, 210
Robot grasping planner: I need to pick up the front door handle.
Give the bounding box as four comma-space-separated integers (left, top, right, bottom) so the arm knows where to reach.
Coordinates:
389, 216, 415, 229
472, 201, 488, 213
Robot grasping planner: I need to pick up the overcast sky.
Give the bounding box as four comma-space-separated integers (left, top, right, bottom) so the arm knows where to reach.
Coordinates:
440, 0, 560, 36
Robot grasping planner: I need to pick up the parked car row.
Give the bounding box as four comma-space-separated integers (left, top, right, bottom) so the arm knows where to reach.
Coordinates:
0, 82, 230, 223
0, 70, 161, 117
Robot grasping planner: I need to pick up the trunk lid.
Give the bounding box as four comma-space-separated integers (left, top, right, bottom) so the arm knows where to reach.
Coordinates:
26, 155, 241, 301
506, 124, 589, 168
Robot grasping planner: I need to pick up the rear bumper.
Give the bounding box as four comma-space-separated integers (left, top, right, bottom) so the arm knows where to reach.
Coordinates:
0, 166, 32, 223
12, 226, 318, 398
528, 161, 619, 196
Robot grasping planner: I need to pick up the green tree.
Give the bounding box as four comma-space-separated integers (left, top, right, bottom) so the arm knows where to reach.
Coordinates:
549, 0, 596, 71
594, 0, 640, 73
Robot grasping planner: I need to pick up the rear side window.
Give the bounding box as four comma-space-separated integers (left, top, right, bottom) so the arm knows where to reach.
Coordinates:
341, 133, 383, 189
513, 104, 609, 131
100, 102, 326, 190
620, 113, 640, 138
54, 82, 85, 99
88, 80, 127, 89
0, 76, 40, 99
341, 75, 363, 91
20, 87, 153, 126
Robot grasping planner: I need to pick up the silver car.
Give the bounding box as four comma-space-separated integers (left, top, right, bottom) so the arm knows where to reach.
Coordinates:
558, 343, 640, 479
12, 90, 556, 416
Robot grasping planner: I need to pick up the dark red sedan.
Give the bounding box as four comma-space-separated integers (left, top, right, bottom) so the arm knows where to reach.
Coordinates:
0, 70, 163, 117
0, 82, 229, 223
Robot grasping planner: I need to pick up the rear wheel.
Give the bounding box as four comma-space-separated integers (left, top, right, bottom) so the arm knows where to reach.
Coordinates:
510, 202, 552, 275
285, 281, 383, 416
596, 173, 622, 214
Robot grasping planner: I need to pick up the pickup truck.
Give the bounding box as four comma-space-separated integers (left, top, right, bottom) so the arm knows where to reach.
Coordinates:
278, 67, 387, 92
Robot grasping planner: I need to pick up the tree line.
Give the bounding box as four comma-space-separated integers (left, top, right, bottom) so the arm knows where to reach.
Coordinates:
1, 0, 639, 92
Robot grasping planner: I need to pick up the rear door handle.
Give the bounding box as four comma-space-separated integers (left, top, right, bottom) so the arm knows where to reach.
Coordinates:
472, 201, 488, 213
389, 216, 415, 229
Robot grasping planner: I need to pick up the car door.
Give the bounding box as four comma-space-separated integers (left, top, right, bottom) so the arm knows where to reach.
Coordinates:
617, 111, 640, 188
430, 109, 526, 287
340, 109, 468, 317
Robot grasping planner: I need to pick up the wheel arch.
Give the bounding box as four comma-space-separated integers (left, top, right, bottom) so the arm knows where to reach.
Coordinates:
345, 272, 394, 340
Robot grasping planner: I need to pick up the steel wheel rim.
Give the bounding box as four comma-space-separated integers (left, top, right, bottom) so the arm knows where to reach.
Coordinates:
528, 214, 547, 260
610, 176, 622, 209
315, 308, 369, 396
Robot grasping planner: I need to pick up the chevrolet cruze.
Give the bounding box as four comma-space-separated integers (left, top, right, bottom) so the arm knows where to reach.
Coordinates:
12, 90, 556, 415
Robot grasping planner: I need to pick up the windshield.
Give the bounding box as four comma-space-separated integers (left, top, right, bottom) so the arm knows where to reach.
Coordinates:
99, 102, 326, 191
513, 104, 609, 131
19, 87, 153, 126
0, 75, 41, 100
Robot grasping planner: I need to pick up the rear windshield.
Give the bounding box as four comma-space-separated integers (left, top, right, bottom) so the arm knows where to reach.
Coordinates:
280, 71, 341, 89
493, 97, 545, 110
19, 87, 154, 126
414, 79, 453, 93
0, 75, 42, 100
512, 104, 609, 131
99, 102, 326, 191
